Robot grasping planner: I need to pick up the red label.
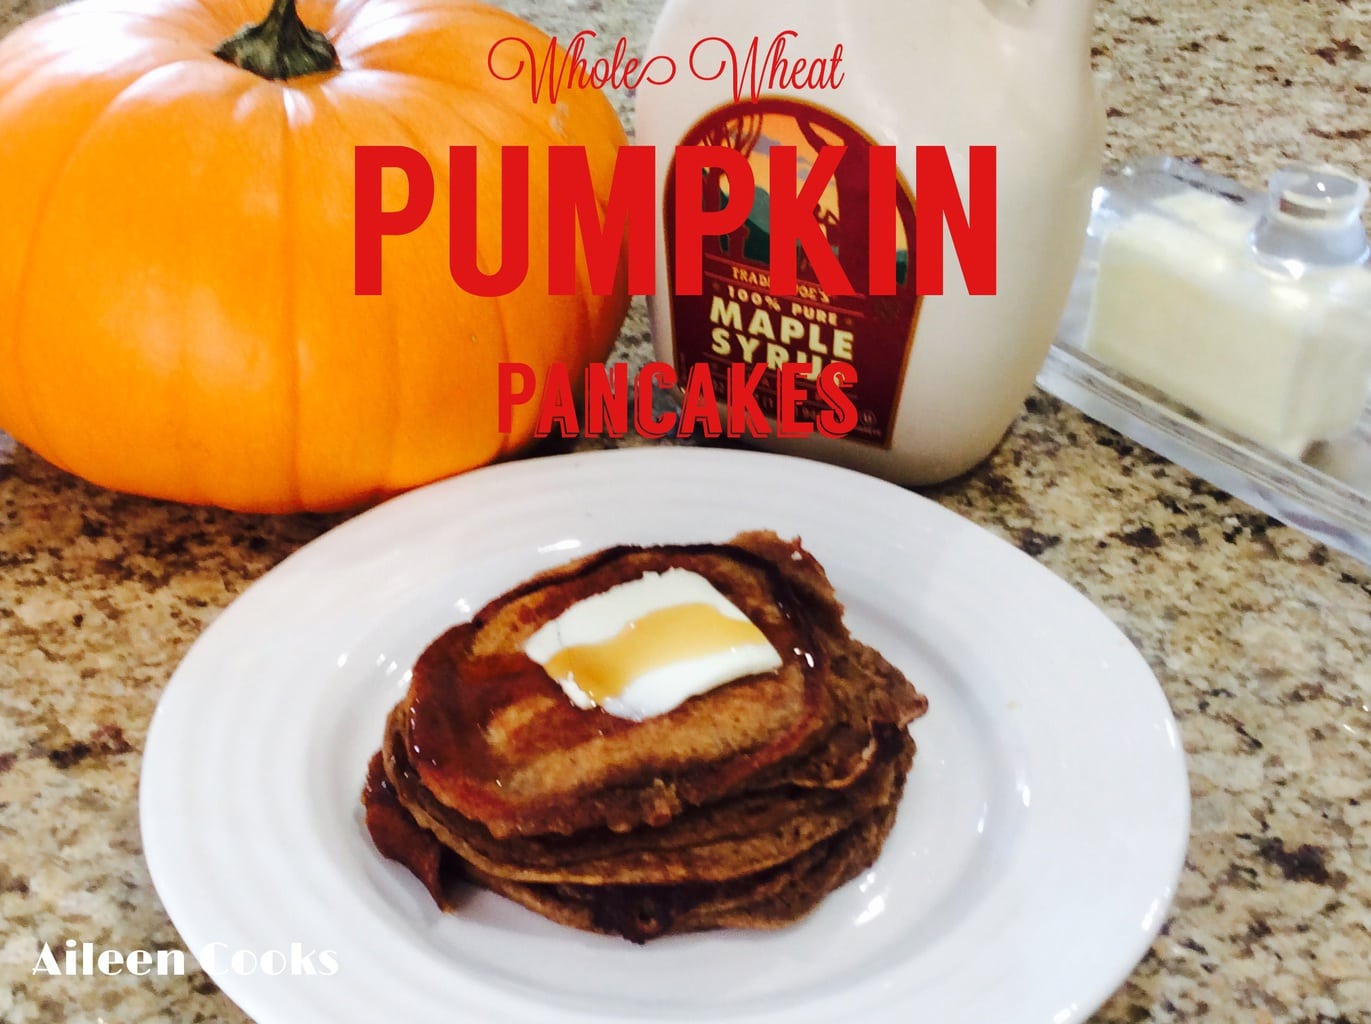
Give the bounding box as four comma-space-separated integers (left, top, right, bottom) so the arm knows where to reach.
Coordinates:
665, 98, 921, 447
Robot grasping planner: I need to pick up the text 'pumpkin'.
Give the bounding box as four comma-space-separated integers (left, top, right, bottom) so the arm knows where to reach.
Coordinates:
0, 0, 629, 511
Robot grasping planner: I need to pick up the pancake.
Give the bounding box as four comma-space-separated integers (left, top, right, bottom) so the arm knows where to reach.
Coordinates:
384, 704, 913, 884
361, 530, 928, 941
399, 531, 925, 839
363, 742, 912, 943
469, 797, 904, 943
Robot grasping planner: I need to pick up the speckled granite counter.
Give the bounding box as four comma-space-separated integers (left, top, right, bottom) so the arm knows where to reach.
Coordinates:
1, 0, 1370, 1021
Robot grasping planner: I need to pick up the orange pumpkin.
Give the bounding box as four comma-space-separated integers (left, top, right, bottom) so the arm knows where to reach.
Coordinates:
0, 0, 629, 512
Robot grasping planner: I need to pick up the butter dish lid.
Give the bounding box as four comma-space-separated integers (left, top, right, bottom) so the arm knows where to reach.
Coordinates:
1040, 156, 1371, 567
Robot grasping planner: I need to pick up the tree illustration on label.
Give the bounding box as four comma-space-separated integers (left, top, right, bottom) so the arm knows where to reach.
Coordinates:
698, 113, 765, 263
665, 98, 921, 448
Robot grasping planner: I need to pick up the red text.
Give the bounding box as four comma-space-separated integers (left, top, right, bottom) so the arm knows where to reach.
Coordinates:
498, 361, 859, 439
354, 144, 996, 299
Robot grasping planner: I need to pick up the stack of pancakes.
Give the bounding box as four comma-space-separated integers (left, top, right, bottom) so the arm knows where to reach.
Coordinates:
363, 530, 928, 942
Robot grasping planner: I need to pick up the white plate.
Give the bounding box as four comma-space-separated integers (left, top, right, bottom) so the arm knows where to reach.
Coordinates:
140, 448, 1189, 1024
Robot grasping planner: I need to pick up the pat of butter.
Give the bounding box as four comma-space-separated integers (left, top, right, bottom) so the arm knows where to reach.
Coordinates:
523, 568, 783, 721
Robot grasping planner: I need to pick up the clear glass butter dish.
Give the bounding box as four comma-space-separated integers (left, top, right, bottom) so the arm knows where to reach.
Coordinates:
1040, 156, 1371, 565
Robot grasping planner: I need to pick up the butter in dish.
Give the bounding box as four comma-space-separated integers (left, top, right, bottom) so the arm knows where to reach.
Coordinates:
1039, 156, 1371, 564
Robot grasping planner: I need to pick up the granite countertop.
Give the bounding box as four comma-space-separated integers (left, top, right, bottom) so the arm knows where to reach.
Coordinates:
2, 0, 1370, 1021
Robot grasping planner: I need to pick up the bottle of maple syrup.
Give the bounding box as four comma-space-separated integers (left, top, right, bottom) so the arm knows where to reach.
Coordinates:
636, 0, 1103, 484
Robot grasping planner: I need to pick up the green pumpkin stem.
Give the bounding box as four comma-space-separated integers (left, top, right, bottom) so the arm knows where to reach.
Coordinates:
214, 0, 339, 81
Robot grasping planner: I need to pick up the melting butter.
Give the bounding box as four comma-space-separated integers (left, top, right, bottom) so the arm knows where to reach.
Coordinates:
523, 569, 783, 721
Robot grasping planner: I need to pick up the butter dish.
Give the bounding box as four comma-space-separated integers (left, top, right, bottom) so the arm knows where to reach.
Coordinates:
1040, 157, 1371, 565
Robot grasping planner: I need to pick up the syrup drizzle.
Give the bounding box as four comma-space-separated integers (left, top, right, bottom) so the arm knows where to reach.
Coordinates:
544, 601, 772, 705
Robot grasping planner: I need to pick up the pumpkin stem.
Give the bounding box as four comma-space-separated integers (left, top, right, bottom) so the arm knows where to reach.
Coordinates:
214, 0, 339, 81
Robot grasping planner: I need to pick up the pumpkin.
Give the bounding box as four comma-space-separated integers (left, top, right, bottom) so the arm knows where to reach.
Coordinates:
0, 0, 629, 512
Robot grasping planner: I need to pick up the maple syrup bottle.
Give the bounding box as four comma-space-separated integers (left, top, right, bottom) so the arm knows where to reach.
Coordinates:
636, 0, 1103, 484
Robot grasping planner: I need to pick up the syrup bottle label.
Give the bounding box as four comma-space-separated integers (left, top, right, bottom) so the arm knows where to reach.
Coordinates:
664, 98, 922, 447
